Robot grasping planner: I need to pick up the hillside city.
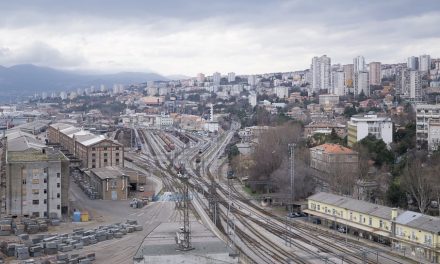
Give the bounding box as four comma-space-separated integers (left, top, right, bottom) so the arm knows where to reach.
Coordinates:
0, 52, 439, 264
3, 0, 440, 264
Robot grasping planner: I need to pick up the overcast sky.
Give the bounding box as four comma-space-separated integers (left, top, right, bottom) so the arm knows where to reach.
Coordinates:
1, 0, 439, 76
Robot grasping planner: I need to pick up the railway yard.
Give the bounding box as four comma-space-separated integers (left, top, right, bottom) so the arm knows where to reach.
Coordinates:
109, 124, 422, 264
2, 125, 424, 264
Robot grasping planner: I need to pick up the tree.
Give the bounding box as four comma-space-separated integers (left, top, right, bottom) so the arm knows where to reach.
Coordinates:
355, 135, 394, 167
401, 151, 433, 213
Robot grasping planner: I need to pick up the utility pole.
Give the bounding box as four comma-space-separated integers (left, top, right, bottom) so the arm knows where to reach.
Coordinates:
176, 173, 193, 251
288, 143, 296, 213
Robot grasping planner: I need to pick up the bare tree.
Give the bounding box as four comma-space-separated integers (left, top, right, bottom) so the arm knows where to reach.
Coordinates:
401, 151, 433, 213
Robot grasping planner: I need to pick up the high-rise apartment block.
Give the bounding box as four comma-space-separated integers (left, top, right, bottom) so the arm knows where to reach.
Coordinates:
354, 56, 366, 73
343, 64, 354, 88
354, 71, 369, 96
369, 62, 381, 86
310, 55, 331, 93
331, 70, 345, 96
407, 56, 419, 70
227, 72, 236, 83
212, 72, 221, 85
419, 54, 431, 72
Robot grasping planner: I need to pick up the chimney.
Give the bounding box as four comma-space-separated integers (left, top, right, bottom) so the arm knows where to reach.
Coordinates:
391, 208, 398, 221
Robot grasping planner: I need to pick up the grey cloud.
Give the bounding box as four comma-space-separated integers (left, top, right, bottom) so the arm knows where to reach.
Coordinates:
1, 42, 87, 69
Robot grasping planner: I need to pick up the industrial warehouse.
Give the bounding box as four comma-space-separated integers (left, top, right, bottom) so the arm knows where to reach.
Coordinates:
305, 192, 440, 263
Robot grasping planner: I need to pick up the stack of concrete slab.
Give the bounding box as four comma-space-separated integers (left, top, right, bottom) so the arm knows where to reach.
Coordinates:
15, 246, 29, 260
29, 245, 43, 257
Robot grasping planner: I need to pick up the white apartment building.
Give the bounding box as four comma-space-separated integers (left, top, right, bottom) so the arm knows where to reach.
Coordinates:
213, 72, 221, 85
347, 114, 393, 147
310, 55, 331, 93
228, 72, 236, 83
275, 86, 289, 99
248, 75, 258, 86
331, 70, 345, 96
248, 92, 257, 107
416, 104, 440, 150
354, 71, 369, 96
155, 113, 174, 128
353, 56, 366, 73
409, 70, 422, 100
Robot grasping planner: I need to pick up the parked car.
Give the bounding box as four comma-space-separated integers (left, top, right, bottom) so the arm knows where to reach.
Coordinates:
139, 186, 144, 192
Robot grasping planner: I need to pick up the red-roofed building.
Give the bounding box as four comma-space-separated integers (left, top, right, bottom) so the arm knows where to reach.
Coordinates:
310, 143, 358, 175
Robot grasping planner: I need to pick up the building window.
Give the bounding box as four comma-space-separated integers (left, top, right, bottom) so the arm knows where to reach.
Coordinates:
32, 200, 39, 205
32, 212, 40, 217
92, 147, 96, 151
359, 215, 362, 223
57, 193, 60, 198
379, 220, 383, 228
44, 189, 47, 194
317, 204, 320, 211
57, 173, 60, 178
44, 199, 47, 204
32, 189, 39, 195
104, 159, 108, 163
349, 212, 353, 221
92, 153, 96, 157
104, 147, 107, 150
92, 159, 96, 163
57, 205, 60, 210
116, 153, 120, 156
92, 165, 96, 168
116, 159, 119, 163
44, 178, 47, 183
116, 147, 119, 150
369, 217, 372, 226
104, 153, 108, 157
57, 183, 60, 188
22, 179, 27, 185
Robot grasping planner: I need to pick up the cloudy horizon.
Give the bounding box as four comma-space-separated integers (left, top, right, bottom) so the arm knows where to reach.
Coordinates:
1, 0, 440, 76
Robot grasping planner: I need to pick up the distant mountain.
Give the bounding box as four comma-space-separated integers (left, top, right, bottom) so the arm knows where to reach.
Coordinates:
166, 74, 192, 80
0, 64, 168, 101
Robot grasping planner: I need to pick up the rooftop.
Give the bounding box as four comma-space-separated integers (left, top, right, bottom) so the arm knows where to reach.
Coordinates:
8, 148, 68, 162
308, 192, 403, 220
89, 166, 129, 180
310, 143, 357, 154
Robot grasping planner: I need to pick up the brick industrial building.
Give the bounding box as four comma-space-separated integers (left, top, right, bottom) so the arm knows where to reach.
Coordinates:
47, 123, 124, 169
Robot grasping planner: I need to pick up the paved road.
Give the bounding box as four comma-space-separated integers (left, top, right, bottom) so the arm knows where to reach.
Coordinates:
68, 178, 177, 264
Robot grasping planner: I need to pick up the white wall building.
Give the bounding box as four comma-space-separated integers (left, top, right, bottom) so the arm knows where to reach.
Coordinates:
248, 92, 257, 107
353, 56, 366, 73
155, 113, 174, 128
347, 114, 393, 147
409, 70, 422, 100
213, 72, 221, 85
331, 70, 345, 96
311, 55, 331, 93
248, 75, 257, 86
354, 71, 369, 96
228, 72, 236, 83
416, 104, 440, 149
274, 86, 289, 99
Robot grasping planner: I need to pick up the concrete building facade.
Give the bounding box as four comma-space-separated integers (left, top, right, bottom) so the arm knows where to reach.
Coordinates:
347, 114, 393, 147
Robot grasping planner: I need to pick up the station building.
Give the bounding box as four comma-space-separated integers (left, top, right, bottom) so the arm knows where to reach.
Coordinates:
305, 192, 440, 263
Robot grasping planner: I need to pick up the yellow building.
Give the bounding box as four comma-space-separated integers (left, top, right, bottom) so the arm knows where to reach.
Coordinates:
305, 192, 440, 263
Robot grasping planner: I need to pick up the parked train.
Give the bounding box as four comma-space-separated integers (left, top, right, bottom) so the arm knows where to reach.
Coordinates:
158, 132, 175, 152
173, 131, 190, 144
